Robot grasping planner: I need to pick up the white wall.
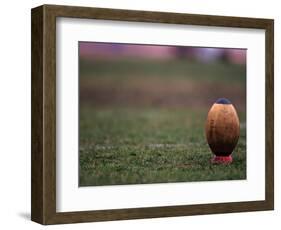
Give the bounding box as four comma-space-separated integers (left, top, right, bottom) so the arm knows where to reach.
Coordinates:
0, 0, 279, 229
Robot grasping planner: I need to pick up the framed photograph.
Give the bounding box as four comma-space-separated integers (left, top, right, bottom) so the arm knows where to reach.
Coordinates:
31, 4, 274, 225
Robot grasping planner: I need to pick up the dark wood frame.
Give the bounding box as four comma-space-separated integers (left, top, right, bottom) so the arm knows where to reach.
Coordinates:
31, 4, 274, 225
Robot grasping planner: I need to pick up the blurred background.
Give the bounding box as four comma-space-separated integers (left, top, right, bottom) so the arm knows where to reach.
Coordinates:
79, 43, 246, 111
79, 42, 246, 186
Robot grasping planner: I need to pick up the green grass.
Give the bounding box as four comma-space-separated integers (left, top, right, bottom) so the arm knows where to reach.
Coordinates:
80, 58, 246, 84
79, 58, 246, 186
79, 107, 246, 186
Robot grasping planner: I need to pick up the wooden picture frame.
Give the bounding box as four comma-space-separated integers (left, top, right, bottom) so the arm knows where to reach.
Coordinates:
31, 4, 274, 225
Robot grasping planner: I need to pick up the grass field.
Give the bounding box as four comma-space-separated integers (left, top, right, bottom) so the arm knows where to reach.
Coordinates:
79, 59, 246, 186
79, 107, 246, 186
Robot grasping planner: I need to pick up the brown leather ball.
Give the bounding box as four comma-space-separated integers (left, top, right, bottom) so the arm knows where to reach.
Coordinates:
205, 98, 240, 157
